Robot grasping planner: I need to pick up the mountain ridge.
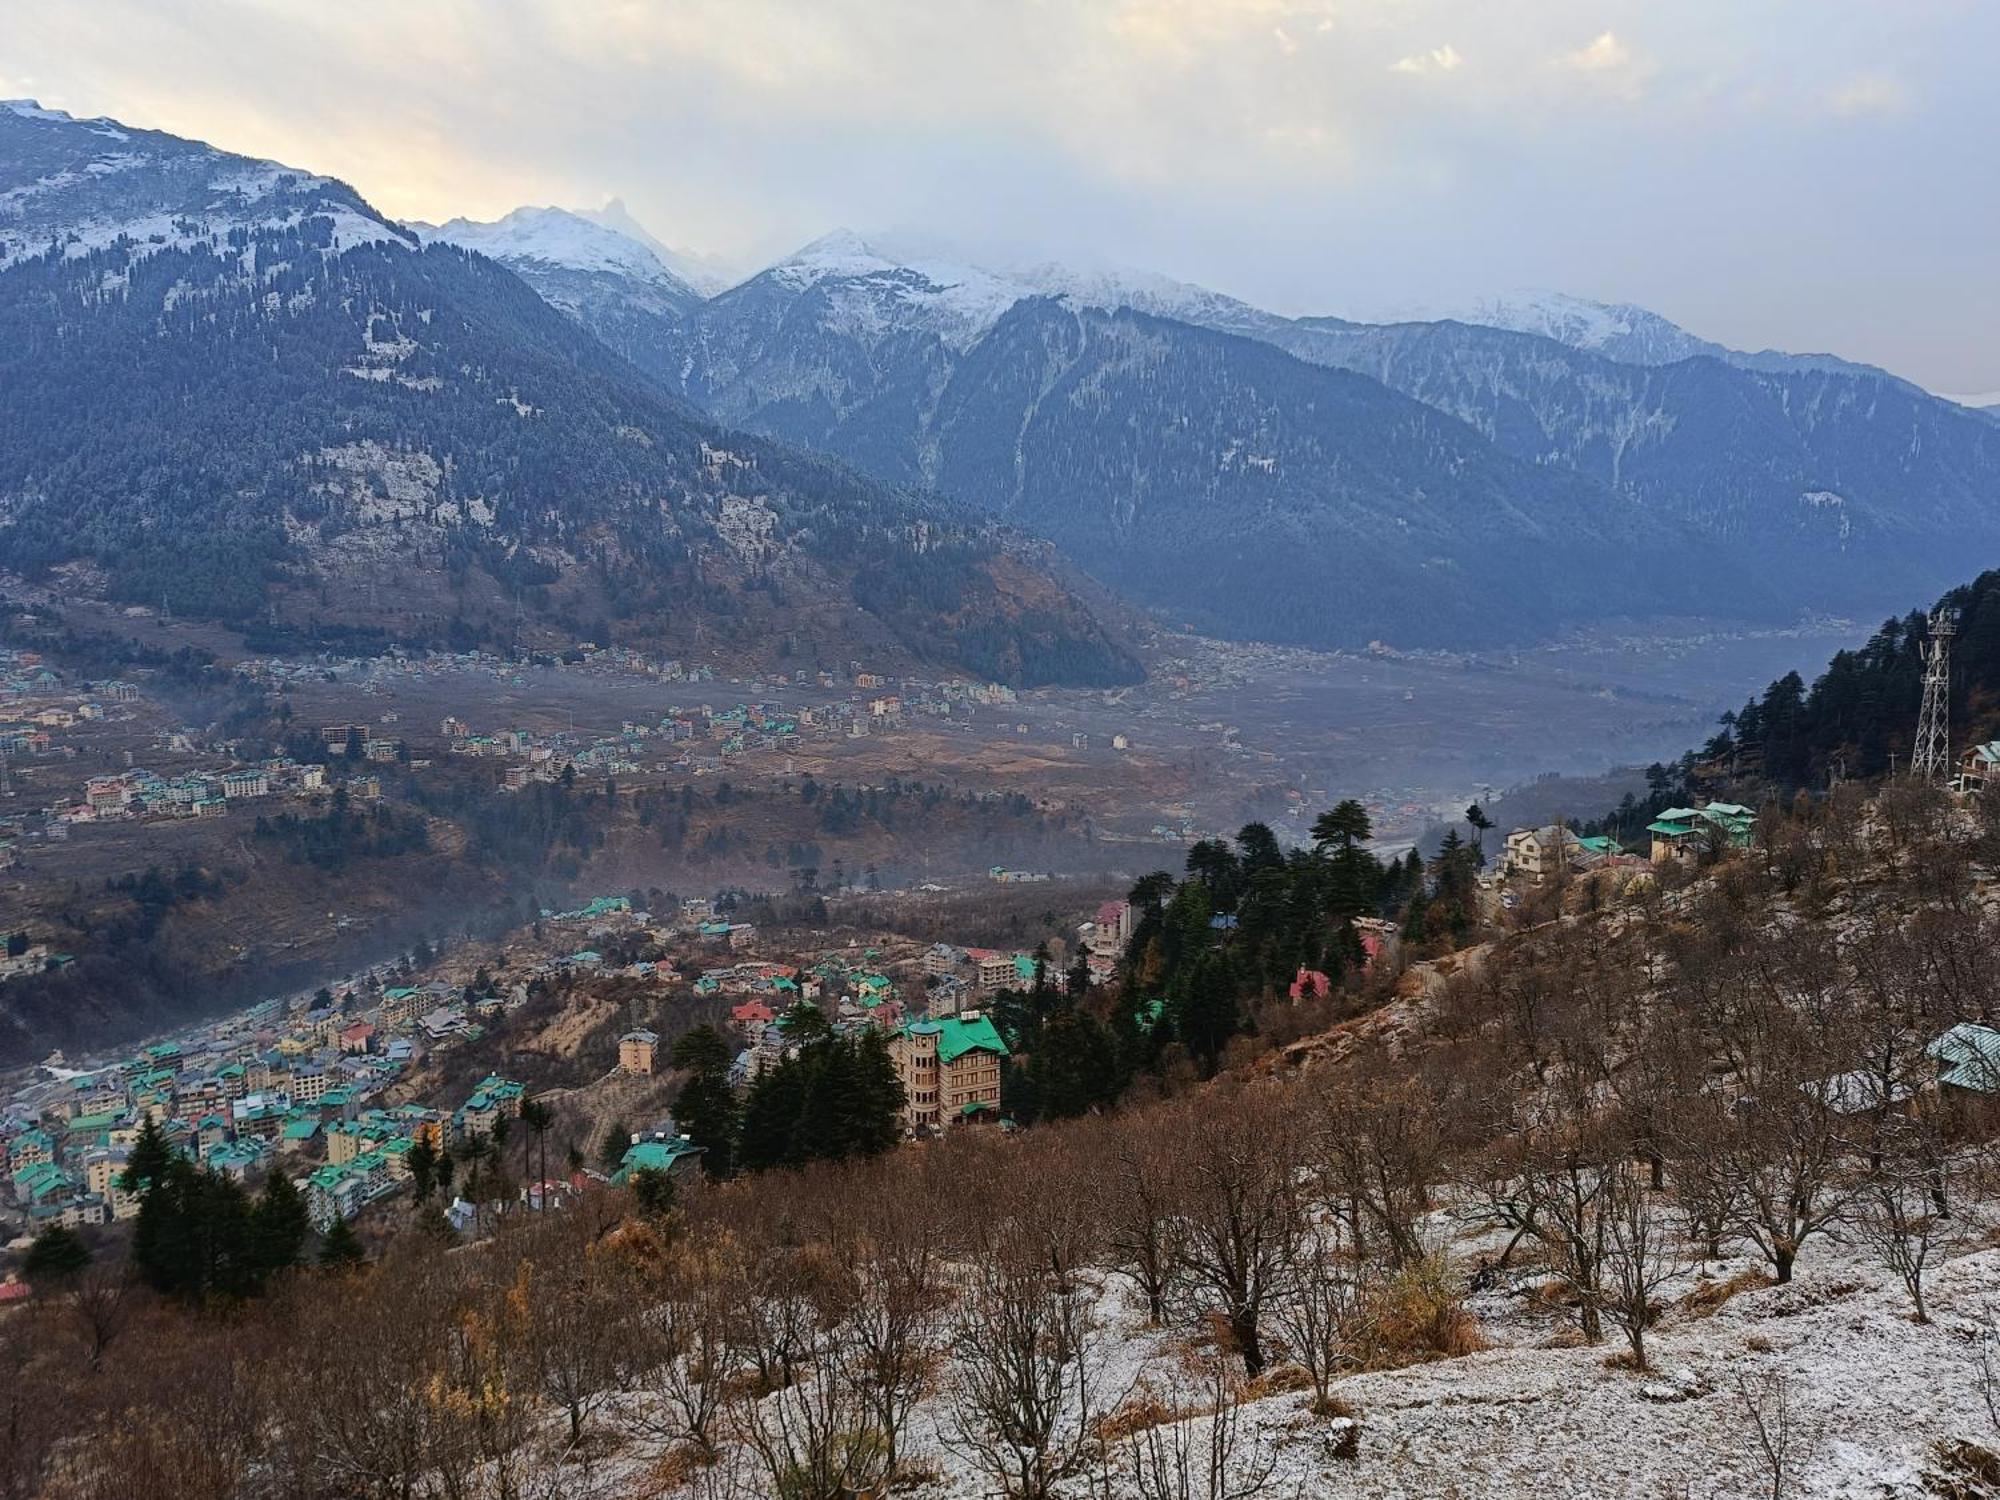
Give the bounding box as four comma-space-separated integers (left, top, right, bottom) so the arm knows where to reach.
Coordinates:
0, 104, 1140, 687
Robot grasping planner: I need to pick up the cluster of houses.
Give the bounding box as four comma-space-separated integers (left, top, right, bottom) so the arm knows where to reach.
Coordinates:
0, 984, 540, 1237
0, 649, 139, 769
63, 757, 348, 825
1495, 803, 1758, 888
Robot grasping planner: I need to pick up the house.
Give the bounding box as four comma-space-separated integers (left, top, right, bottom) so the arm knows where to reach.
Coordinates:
220, 768, 271, 799
618, 1029, 659, 1076
964, 948, 1023, 992
1646, 804, 1756, 864
1500, 825, 1583, 884
612, 1134, 704, 1185
1961, 742, 2000, 792
1929, 1023, 2000, 1105
1085, 900, 1134, 960
890, 1012, 1009, 1134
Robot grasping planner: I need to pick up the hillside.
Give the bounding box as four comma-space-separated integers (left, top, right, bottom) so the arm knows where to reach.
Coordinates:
11, 777, 2000, 1498
0, 103, 1137, 688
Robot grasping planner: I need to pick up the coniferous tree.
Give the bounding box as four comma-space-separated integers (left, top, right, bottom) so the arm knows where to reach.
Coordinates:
319, 1214, 364, 1269
670, 1025, 739, 1178
20, 1224, 90, 1282
249, 1170, 310, 1282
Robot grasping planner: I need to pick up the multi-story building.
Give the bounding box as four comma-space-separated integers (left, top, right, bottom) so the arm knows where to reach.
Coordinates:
890, 1013, 1009, 1134
618, 1029, 659, 1075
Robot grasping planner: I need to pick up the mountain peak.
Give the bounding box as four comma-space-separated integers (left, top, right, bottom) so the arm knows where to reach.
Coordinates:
414, 205, 698, 295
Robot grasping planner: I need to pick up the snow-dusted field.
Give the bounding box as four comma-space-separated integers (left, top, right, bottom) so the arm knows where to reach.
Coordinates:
548, 1224, 2000, 1500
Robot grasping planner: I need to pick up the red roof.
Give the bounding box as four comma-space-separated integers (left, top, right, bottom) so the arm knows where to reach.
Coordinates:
1289, 968, 1333, 1002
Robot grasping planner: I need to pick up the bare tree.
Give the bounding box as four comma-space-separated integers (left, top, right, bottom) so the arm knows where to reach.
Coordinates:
1267, 1222, 1371, 1413
1734, 1370, 1818, 1500
1124, 1348, 1294, 1500
1599, 1161, 1684, 1370
632, 1227, 737, 1464
1854, 1123, 1969, 1324
1105, 1124, 1190, 1326
1315, 1076, 1441, 1271
945, 1261, 1110, 1500
732, 1317, 886, 1500
65, 1262, 133, 1370
1175, 1089, 1307, 1377
846, 1182, 950, 1482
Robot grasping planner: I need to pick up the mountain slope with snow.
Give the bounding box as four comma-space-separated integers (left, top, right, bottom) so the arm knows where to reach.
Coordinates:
1425, 288, 1901, 383
0, 105, 1139, 685
0, 97, 409, 273
413, 204, 700, 298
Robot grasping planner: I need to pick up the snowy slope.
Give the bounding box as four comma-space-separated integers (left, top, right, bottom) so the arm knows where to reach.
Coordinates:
413, 204, 702, 301
1425, 287, 1899, 383
0, 97, 409, 274
575, 198, 737, 295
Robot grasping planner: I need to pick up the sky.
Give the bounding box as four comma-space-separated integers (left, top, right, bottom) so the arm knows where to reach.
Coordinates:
7, 0, 1998, 395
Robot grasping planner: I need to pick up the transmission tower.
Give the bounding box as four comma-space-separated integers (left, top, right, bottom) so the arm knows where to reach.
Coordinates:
1912, 608, 1957, 783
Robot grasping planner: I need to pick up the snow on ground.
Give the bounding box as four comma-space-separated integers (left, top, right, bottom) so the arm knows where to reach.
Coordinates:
547, 1221, 2000, 1499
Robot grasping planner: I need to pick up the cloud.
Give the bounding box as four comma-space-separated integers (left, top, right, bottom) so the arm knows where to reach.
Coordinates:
1554, 31, 1631, 72
1391, 44, 1463, 76
4, 0, 1997, 391
1826, 74, 1908, 118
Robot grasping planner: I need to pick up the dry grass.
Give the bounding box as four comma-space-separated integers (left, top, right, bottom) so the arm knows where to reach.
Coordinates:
1679, 1268, 1772, 1319
1243, 1363, 1315, 1401
1361, 1257, 1486, 1368
1093, 1386, 1205, 1443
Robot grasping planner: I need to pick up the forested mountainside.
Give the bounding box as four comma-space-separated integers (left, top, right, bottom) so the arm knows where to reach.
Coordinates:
1257, 316, 2000, 612
497, 225, 2000, 649
1695, 567, 2000, 793
0, 104, 1136, 687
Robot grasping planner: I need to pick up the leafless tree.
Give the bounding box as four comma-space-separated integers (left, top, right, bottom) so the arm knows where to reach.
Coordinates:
1734, 1370, 1818, 1500
1268, 1222, 1371, 1412
64, 1262, 133, 1371
945, 1261, 1110, 1500
1105, 1125, 1190, 1325
1124, 1348, 1294, 1500
1854, 1121, 1970, 1324
845, 1179, 950, 1481
632, 1227, 737, 1464
1315, 1076, 1442, 1270
1599, 1161, 1684, 1369
1174, 1089, 1307, 1377
732, 1316, 886, 1500
1521, 1121, 1614, 1345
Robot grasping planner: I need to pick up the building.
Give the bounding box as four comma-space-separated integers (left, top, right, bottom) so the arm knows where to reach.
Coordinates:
1084, 900, 1134, 960
1646, 804, 1756, 864
891, 1012, 1009, 1134
618, 1029, 659, 1076
1960, 741, 2000, 792
1499, 825, 1583, 884
612, 1134, 704, 1184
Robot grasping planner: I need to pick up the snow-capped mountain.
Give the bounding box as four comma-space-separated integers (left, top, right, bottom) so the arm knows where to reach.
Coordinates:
415, 205, 684, 287
0, 97, 409, 273
0, 103, 1138, 686
412, 204, 702, 302
1423, 288, 1897, 383
575, 198, 738, 295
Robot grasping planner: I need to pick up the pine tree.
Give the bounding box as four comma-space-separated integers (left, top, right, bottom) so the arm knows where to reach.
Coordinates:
120, 1115, 172, 1198
671, 1025, 739, 1178
249, 1170, 310, 1283
20, 1224, 90, 1282
319, 1214, 364, 1269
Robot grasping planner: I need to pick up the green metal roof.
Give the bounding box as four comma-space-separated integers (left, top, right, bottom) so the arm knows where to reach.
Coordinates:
909, 1013, 1009, 1064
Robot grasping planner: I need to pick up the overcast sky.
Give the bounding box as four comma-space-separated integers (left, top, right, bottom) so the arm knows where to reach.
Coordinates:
8, 0, 1997, 394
